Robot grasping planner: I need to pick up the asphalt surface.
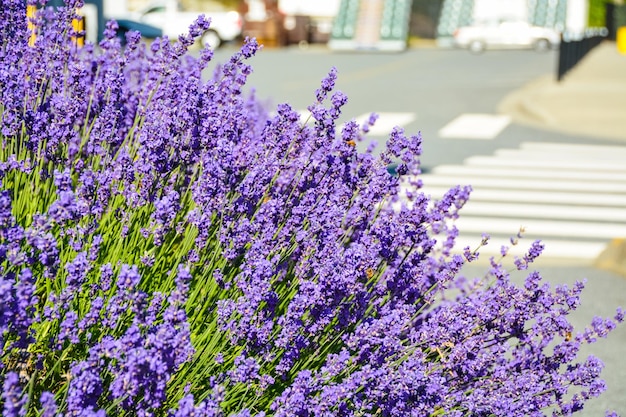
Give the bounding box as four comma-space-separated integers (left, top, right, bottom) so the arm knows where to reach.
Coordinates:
462, 258, 626, 416
498, 41, 626, 272
442, 40, 626, 415
499, 44, 626, 415
438, 40, 626, 415
208, 39, 626, 415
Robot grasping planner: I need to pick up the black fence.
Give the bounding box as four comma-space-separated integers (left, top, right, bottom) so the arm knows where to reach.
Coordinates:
557, 28, 608, 81
605, 3, 626, 41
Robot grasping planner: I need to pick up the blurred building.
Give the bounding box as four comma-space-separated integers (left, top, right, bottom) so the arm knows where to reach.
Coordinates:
435, 0, 587, 41
326, 0, 589, 51
279, 0, 340, 45
73, 0, 606, 48
329, 0, 413, 51
237, 0, 341, 47
239, 0, 285, 47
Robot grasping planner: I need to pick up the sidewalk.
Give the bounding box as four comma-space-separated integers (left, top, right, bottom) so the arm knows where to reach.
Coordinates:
496, 45, 626, 415
498, 40, 626, 141
498, 40, 626, 276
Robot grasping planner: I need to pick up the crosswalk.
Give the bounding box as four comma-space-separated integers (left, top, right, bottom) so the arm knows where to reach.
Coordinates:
400, 141, 626, 261
296, 109, 625, 261
438, 113, 511, 140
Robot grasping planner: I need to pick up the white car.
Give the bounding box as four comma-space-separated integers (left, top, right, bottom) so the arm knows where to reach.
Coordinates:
118, 1, 242, 48
453, 20, 561, 53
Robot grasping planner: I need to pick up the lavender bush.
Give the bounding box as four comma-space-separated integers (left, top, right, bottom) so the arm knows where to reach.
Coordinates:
1, 1, 623, 416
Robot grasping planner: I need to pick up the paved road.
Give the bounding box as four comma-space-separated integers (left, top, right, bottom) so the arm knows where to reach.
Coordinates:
208, 45, 626, 263
414, 141, 626, 262
462, 260, 626, 417
211, 44, 622, 166
206, 43, 626, 416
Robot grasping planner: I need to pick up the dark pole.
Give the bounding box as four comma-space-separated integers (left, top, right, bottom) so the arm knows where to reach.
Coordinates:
605, 2, 616, 41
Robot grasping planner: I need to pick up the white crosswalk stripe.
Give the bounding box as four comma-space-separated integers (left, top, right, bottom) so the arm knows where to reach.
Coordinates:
438, 113, 512, 140
352, 112, 416, 136
297, 110, 417, 137
400, 141, 626, 261
464, 155, 626, 172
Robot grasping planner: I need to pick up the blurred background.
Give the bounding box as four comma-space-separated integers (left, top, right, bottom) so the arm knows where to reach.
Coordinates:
72, 0, 626, 50
36, 0, 625, 264
23, 2, 626, 414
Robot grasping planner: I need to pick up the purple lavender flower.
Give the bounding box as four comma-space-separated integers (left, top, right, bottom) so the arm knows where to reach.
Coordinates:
151, 189, 181, 245
65, 252, 91, 291
10, 267, 38, 348
0, 191, 12, 228
117, 264, 141, 292
229, 354, 261, 385
67, 358, 104, 414
57, 310, 80, 347
1, 1, 623, 416
39, 392, 58, 417
1, 373, 26, 417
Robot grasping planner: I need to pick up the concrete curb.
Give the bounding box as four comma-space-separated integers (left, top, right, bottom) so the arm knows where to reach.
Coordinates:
498, 75, 557, 125
594, 238, 626, 278
497, 41, 626, 142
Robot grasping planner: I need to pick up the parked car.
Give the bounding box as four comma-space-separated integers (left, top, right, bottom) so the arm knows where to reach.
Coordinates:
453, 20, 561, 53
116, 0, 242, 48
